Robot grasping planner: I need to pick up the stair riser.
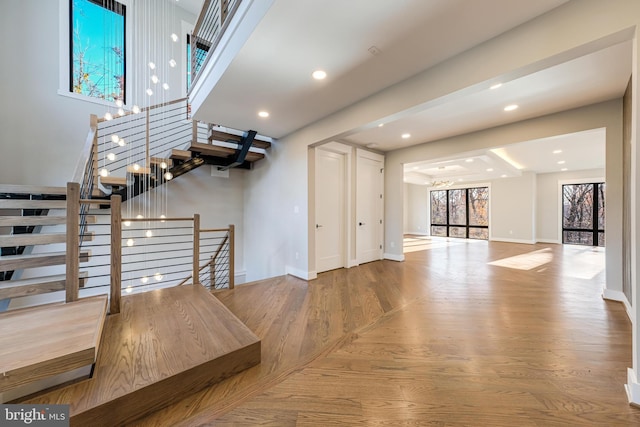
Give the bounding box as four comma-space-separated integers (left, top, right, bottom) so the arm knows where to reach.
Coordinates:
0, 200, 67, 210
0, 252, 89, 272
0, 233, 93, 247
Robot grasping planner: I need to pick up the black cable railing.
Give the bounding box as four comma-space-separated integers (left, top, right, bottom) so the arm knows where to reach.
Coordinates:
189, 0, 241, 91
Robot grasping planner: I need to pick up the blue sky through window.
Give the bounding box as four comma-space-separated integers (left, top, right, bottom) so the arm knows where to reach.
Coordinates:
71, 0, 125, 102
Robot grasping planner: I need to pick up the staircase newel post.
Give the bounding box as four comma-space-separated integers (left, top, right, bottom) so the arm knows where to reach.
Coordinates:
229, 224, 235, 289
66, 182, 80, 303
193, 214, 200, 285
110, 195, 122, 314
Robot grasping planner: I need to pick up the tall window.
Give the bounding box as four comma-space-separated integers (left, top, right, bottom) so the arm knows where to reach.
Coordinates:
562, 183, 605, 246
186, 34, 210, 90
70, 0, 126, 102
430, 187, 489, 240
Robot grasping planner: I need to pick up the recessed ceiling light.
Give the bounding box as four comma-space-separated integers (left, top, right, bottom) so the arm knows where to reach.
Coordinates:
465, 158, 474, 163
557, 160, 566, 165
504, 104, 518, 112
553, 149, 562, 154
402, 133, 411, 139
258, 111, 269, 118
501, 174, 508, 178
366, 143, 378, 149
412, 166, 419, 170
312, 70, 327, 80
378, 123, 384, 127
561, 168, 568, 171
490, 83, 503, 90
458, 178, 463, 182
486, 168, 494, 172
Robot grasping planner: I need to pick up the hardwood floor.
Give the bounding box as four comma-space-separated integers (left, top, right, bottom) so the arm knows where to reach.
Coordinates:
134, 238, 639, 426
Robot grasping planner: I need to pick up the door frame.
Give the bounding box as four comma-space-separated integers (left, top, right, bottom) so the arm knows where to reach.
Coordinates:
311, 143, 354, 275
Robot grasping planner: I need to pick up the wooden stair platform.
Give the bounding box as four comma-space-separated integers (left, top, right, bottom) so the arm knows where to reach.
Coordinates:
23, 284, 261, 426
0, 295, 108, 393
189, 141, 265, 162
0, 199, 67, 210
99, 176, 127, 188
0, 272, 89, 299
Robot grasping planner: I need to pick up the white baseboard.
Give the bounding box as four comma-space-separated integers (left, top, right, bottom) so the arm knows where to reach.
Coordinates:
536, 239, 561, 244
406, 231, 429, 236
286, 266, 316, 281
602, 288, 633, 322
347, 259, 358, 268
627, 368, 640, 406
384, 253, 405, 262
489, 237, 536, 244
234, 270, 246, 285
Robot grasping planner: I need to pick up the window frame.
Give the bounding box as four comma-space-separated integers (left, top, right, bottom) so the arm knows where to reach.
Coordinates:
561, 182, 605, 247
58, 0, 131, 107
430, 186, 489, 240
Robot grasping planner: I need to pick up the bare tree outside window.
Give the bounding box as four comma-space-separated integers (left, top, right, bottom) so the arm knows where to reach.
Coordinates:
71, 0, 126, 102
562, 183, 604, 246
430, 187, 488, 240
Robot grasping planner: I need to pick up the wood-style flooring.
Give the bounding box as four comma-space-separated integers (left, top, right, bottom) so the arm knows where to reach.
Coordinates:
134, 237, 639, 426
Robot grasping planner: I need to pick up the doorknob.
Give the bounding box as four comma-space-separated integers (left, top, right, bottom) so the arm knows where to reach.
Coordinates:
316, 224, 323, 229
359, 222, 365, 226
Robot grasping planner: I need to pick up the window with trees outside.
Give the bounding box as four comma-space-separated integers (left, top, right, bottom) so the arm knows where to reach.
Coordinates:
562, 183, 605, 246
186, 34, 210, 90
430, 187, 489, 240
70, 0, 126, 102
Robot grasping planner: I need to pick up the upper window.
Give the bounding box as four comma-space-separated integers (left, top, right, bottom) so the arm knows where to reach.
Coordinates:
70, 0, 126, 102
186, 34, 210, 91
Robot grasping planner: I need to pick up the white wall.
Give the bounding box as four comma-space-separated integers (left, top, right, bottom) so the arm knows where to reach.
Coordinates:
537, 168, 605, 243
404, 183, 428, 235
490, 172, 536, 243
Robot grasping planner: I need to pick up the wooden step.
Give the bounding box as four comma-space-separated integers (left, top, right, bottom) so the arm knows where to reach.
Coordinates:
0, 199, 67, 210
0, 295, 108, 393
170, 149, 191, 161
0, 272, 89, 299
209, 130, 271, 149
0, 215, 77, 227
0, 232, 94, 247
189, 142, 265, 162
126, 165, 151, 175
150, 157, 173, 168
0, 251, 90, 272
100, 176, 127, 187
0, 185, 67, 196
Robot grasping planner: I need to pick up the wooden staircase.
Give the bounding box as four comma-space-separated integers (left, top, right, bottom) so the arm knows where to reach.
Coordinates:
0, 185, 105, 402
99, 128, 271, 200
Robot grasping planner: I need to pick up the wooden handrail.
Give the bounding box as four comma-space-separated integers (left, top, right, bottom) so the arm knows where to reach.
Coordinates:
122, 216, 193, 222
71, 115, 98, 184
176, 225, 233, 287
96, 97, 188, 124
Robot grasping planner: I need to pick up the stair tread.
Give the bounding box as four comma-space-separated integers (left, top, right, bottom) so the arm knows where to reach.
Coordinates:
100, 176, 127, 187
0, 295, 108, 392
0, 215, 68, 226
189, 142, 265, 162
0, 272, 89, 299
0, 199, 67, 209
0, 185, 66, 196
0, 251, 90, 271
209, 130, 271, 149
0, 232, 93, 247
170, 149, 191, 161
126, 165, 151, 175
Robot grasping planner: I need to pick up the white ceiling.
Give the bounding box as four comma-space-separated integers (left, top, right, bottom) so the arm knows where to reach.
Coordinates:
190, 0, 632, 182
175, 0, 204, 16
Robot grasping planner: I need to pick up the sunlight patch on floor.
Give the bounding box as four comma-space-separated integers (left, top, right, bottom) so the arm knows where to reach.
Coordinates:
488, 248, 554, 271
403, 235, 485, 253
560, 245, 605, 280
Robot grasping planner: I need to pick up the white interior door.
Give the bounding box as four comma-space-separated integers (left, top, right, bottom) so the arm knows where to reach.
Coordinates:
316, 149, 346, 273
356, 149, 384, 264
